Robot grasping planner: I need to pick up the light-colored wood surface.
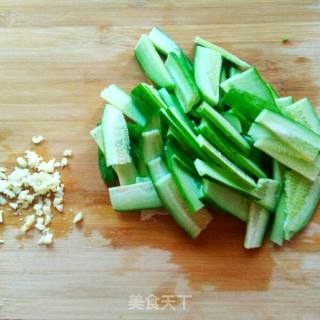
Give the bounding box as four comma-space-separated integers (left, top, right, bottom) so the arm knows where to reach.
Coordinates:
0, 1, 319, 319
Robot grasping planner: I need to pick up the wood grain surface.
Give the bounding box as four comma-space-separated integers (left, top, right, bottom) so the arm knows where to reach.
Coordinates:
0, 1, 319, 319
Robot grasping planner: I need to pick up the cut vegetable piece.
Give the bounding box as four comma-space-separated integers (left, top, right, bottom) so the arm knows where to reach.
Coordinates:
165, 51, 200, 112
194, 159, 252, 194
109, 181, 162, 211
270, 192, 286, 246
100, 84, 146, 126
282, 98, 320, 135
167, 127, 193, 156
131, 83, 167, 118
221, 68, 276, 106
266, 82, 279, 99
202, 179, 249, 222
198, 120, 266, 178
229, 66, 240, 78
256, 109, 320, 162
142, 129, 163, 164
148, 27, 179, 56
90, 125, 104, 152
98, 148, 117, 185
113, 162, 138, 186
244, 202, 270, 249
249, 123, 320, 180
154, 174, 211, 238
194, 45, 222, 106
249, 178, 281, 212
220, 63, 228, 83
147, 157, 169, 181
102, 104, 132, 166
276, 96, 293, 109
134, 34, 174, 89
167, 154, 204, 213
284, 175, 320, 239
195, 36, 250, 69
136, 176, 151, 183
128, 123, 143, 146
220, 112, 242, 133
158, 87, 181, 110
165, 140, 195, 171
198, 102, 251, 154
272, 159, 286, 183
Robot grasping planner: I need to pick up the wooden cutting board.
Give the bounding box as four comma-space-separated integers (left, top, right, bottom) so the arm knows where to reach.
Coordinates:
0, 1, 319, 319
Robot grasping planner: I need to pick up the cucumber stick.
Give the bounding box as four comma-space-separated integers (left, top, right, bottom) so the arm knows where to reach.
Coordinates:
202, 179, 249, 222
198, 102, 251, 154
194, 46, 222, 106
109, 181, 162, 211
244, 202, 270, 249
220, 112, 242, 133
165, 51, 200, 113
100, 84, 146, 126
90, 125, 104, 152
113, 163, 137, 186
194, 36, 250, 69
142, 129, 163, 164
135, 35, 174, 89
282, 98, 320, 135
276, 96, 293, 109
158, 87, 182, 110
221, 68, 276, 107
256, 109, 320, 162
229, 66, 241, 78
270, 192, 287, 246
98, 148, 117, 185
249, 123, 320, 181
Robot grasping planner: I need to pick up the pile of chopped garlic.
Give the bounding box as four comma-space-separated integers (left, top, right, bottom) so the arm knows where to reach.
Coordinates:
0, 136, 79, 246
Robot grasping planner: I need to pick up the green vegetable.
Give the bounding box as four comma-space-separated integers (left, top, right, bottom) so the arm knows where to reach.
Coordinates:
98, 148, 117, 185
275, 96, 293, 109
134, 34, 174, 89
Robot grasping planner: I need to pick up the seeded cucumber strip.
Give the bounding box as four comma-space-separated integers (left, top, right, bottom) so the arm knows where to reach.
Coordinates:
221, 68, 276, 106
194, 46, 222, 106
109, 181, 162, 211
148, 27, 180, 56
135, 35, 174, 89
244, 202, 270, 249
90, 125, 104, 152
142, 129, 163, 164
256, 109, 320, 162
202, 179, 250, 222
270, 192, 287, 246
195, 36, 250, 69
113, 163, 137, 186
276, 96, 293, 109
165, 51, 200, 113
272, 159, 286, 182
249, 123, 320, 180
100, 85, 146, 126
158, 87, 182, 110
220, 112, 242, 133
198, 102, 251, 154
266, 82, 279, 99
98, 148, 117, 185
282, 98, 320, 135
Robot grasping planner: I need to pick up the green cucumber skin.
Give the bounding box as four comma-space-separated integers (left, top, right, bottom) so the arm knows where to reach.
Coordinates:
113, 162, 138, 186
194, 36, 250, 69
165, 51, 200, 113
276, 96, 293, 109
135, 34, 174, 89
266, 82, 279, 99
109, 181, 163, 211
203, 179, 249, 222
98, 148, 117, 186
228, 66, 241, 78
148, 27, 179, 56
142, 129, 163, 164
220, 112, 242, 133
244, 202, 270, 249
270, 192, 286, 246
194, 46, 222, 106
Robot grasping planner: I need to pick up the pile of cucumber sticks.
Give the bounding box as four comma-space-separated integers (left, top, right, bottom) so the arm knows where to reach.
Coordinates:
90, 27, 320, 249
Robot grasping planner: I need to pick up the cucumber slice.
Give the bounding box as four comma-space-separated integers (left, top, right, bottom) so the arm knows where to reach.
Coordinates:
244, 202, 270, 249
128, 123, 143, 145
249, 123, 320, 181
134, 34, 174, 89
101, 104, 132, 166
194, 45, 222, 106
220, 112, 242, 133
221, 68, 276, 106
284, 175, 320, 239
272, 159, 286, 182
276, 96, 293, 109
113, 163, 138, 186
98, 148, 117, 185
199, 120, 267, 178
166, 127, 193, 156
154, 173, 212, 238
167, 154, 204, 213
197, 102, 251, 154
282, 98, 320, 135
194, 36, 250, 69
165, 51, 200, 113
220, 63, 228, 83
270, 192, 287, 246
141, 129, 163, 164
136, 176, 151, 183
100, 84, 146, 126
90, 125, 104, 152
148, 27, 179, 56
256, 109, 320, 162
194, 159, 252, 194
158, 87, 182, 110
109, 181, 162, 211
131, 83, 167, 118
148, 157, 169, 181
266, 82, 279, 99
202, 179, 249, 222
165, 140, 195, 171
229, 66, 241, 78
197, 135, 257, 189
